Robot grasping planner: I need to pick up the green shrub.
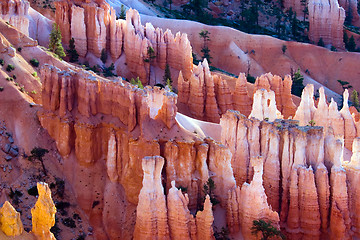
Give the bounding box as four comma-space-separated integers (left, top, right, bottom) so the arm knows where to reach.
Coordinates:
0, 87, 3, 92
32, 72, 37, 77
17, 47, 22, 52
6, 64, 15, 72
30, 58, 39, 67
0, 59, 4, 66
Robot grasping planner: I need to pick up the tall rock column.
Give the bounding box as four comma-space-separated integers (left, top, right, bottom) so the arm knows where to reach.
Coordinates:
167, 181, 195, 240
308, 0, 345, 48
238, 156, 280, 239
31, 182, 56, 240
133, 156, 170, 240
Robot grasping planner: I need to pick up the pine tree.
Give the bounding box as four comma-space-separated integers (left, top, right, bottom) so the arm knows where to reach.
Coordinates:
251, 220, 285, 240
351, 90, 360, 111
117, 4, 126, 20
317, 38, 325, 47
49, 23, 66, 59
199, 30, 212, 64
163, 63, 172, 86
291, 68, 305, 97
67, 38, 79, 63
101, 48, 107, 64
348, 36, 356, 52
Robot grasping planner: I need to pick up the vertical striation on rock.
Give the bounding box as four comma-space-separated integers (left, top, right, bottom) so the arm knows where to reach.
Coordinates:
133, 156, 170, 240
308, 0, 345, 48
31, 182, 56, 240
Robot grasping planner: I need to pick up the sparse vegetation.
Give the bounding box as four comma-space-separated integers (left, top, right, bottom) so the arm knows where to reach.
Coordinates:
351, 90, 360, 111
117, 4, 126, 20
67, 38, 79, 63
49, 23, 66, 59
30, 58, 39, 67
214, 226, 230, 240
317, 37, 325, 47
202, 178, 219, 206
100, 48, 107, 64
28, 147, 49, 176
0, 59, 4, 66
103, 63, 116, 77
251, 219, 285, 240
308, 120, 316, 126
291, 68, 305, 97
130, 77, 144, 89
6, 64, 15, 72
199, 29, 212, 64
17, 47, 22, 52
163, 63, 173, 91
337, 79, 353, 90
0, 87, 4, 92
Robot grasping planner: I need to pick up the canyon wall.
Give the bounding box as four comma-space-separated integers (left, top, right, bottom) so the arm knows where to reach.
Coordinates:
178, 63, 297, 123
38, 63, 238, 238
54, 3, 193, 84
0, 0, 30, 36
308, 0, 345, 48
38, 58, 360, 239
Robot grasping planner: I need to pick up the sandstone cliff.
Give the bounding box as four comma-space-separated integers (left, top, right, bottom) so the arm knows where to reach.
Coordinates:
308, 0, 345, 48
38, 59, 360, 239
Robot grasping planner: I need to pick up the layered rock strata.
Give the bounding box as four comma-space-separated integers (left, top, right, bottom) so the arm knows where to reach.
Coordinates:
39, 61, 360, 239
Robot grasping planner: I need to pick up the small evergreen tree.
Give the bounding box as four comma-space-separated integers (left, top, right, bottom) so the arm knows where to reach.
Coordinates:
199, 30, 212, 64
67, 38, 79, 63
344, 32, 349, 49
101, 49, 107, 64
49, 23, 66, 59
301, 0, 308, 21
117, 4, 126, 20
337, 79, 353, 90
317, 38, 325, 47
251, 219, 285, 240
130, 77, 144, 89
351, 90, 360, 111
348, 36, 356, 52
282, 45, 287, 54
28, 147, 49, 176
163, 63, 172, 86
291, 68, 305, 97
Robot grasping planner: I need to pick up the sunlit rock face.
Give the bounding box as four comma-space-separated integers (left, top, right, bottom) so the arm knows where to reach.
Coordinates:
0, 201, 24, 236
0, 0, 30, 35
308, 0, 345, 48
31, 182, 56, 240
